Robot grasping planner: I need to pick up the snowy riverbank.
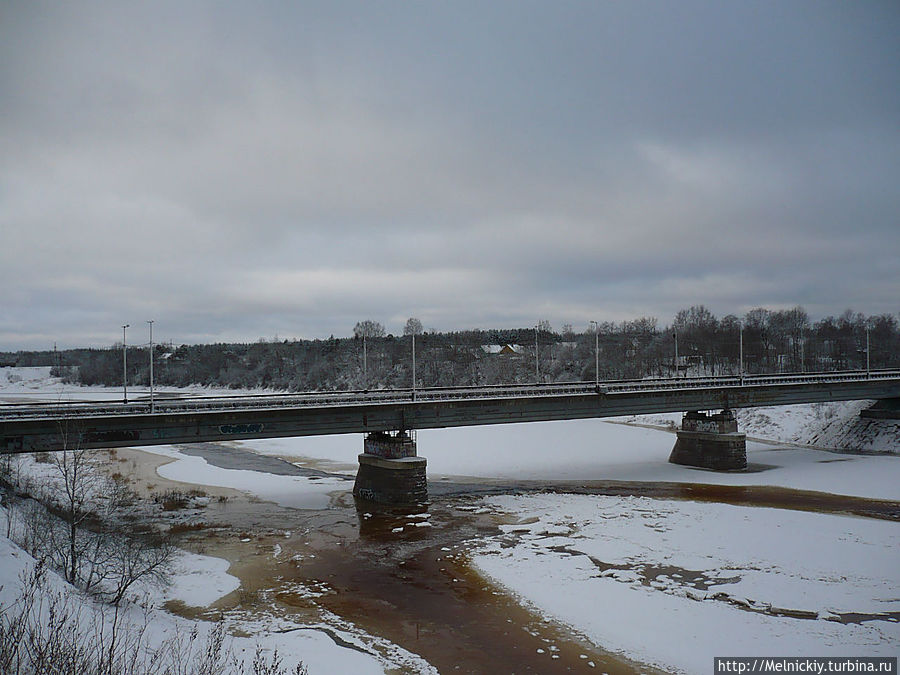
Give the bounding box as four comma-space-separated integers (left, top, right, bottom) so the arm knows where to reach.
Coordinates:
622, 399, 899, 455
0, 499, 400, 674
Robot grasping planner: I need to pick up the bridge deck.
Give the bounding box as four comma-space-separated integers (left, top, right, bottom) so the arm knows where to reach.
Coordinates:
2, 371, 899, 453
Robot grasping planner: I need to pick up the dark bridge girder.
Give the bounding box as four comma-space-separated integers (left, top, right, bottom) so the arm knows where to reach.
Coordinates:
3, 377, 900, 454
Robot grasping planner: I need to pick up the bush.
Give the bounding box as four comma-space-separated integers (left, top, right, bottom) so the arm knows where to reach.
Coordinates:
0, 565, 308, 674
153, 489, 191, 511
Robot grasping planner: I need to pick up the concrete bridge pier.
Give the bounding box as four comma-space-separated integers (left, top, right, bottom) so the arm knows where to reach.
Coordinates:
353, 431, 427, 504
668, 409, 747, 470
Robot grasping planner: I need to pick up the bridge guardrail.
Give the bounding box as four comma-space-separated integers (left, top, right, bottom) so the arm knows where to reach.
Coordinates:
2, 370, 900, 422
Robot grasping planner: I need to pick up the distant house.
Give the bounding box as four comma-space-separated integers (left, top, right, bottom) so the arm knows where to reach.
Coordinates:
481, 344, 524, 356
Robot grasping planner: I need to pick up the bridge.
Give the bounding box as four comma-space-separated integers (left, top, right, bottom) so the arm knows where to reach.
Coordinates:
2, 370, 899, 503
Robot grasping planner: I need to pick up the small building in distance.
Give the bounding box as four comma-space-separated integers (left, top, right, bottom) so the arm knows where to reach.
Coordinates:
481, 344, 525, 356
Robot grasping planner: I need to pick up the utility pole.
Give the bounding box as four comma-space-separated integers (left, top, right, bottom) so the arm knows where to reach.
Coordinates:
147, 320, 154, 412
590, 321, 599, 388
866, 326, 870, 379
122, 324, 129, 404
674, 331, 679, 379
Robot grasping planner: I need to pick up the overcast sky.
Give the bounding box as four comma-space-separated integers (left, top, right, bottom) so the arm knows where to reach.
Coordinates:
2, 1, 898, 349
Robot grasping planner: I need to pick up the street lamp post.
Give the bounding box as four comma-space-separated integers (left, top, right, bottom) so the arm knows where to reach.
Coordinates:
674, 331, 679, 379
122, 324, 129, 404
534, 325, 540, 383
866, 326, 870, 379
739, 323, 744, 385
411, 332, 416, 400
362, 334, 367, 388
147, 320, 154, 412
589, 321, 599, 388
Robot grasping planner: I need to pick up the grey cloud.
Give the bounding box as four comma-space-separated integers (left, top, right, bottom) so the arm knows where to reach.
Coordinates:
1, 1, 898, 349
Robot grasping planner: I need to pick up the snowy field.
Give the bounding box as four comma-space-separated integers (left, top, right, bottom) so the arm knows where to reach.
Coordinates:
0, 365, 272, 401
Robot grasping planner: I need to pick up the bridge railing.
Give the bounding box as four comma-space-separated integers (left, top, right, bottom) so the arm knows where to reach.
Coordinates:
2, 370, 899, 421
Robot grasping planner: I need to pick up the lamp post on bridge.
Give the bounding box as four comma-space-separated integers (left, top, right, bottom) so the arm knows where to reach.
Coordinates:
147, 320, 154, 413
866, 326, 870, 379
855, 326, 872, 379
534, 325, 540, 383
122, 324, 129, 404
404, 317, 423, 400
362, 334, 367, 388
589, 320, 599, 388
673, 331, 679, 379
739, 322, 744, 385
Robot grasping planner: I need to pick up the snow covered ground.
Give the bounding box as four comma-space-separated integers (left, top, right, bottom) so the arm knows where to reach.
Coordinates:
0, 365, 272, 402
0, 501, 405, 674
623, 399, 900, 454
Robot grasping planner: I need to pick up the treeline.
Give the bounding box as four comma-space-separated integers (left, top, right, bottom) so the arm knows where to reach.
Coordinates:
3, 306, 898, 391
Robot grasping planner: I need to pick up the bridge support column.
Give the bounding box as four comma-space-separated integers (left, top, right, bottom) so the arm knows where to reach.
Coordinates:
669, 410, 747, 470
353, 431, 427, 504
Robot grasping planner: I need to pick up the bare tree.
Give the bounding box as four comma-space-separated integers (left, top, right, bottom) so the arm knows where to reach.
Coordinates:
0, 565, 307, 674
353, 320, 385, 338
0, 452, 22, 490
50, 448, 93, 585
10, 436, 175, 606
105, 532, 173, 606
403, 317, 423, 336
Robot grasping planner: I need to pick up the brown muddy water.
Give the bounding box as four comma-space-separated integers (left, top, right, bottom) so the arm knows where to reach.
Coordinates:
159, 491, 652, 673
110, 444, 898, 674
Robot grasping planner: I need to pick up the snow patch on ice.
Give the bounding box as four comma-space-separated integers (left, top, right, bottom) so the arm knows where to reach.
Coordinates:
139, 445, 348, 509
471, 493, 900, 674
162, 551, 240, 607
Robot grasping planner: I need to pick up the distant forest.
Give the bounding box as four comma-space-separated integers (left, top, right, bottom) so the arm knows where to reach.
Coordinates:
3, 306, 898, 392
